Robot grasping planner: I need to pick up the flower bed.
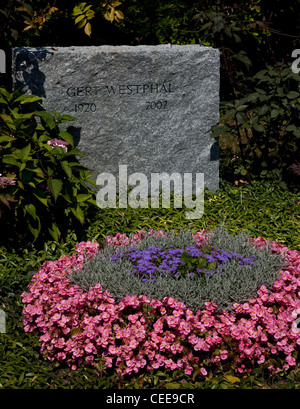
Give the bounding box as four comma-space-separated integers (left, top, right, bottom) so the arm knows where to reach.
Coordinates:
22, 229, 300, 377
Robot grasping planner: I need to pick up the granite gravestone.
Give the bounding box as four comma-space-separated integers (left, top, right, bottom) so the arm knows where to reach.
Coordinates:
12, 45, 220, 195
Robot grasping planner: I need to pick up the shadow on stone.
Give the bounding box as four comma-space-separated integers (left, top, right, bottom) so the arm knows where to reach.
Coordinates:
210, 141, 219, 161
13, 48, 54, 98
67, 126, 82, 147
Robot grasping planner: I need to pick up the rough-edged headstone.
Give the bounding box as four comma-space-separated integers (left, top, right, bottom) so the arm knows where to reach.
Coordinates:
12, 45, 219, 192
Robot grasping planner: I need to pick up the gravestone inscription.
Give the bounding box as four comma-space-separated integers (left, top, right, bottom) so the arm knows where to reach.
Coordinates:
12, 45, 220, 193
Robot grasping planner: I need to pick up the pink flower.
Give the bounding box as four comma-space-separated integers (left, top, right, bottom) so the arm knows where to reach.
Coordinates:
286, 355, 296, 366
57, 352, 66, 360
21, 231, 300, 377
220, 350, 228, 360
47, 139, 69, 152
84, 342, 95, 353
257, 355, 265, 364
0, 175, 16, 189
200, 367, 207, 376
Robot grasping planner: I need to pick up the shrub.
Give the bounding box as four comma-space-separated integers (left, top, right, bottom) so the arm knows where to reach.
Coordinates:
213, 64, 300, 186
0, 87, 97, 246
69, 225, 286, 311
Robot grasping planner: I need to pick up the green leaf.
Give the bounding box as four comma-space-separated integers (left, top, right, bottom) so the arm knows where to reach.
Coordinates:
233, 53, 252, 70
78, 17, 87, 29
208, 260, 218, 270
65, 147, 86, 157
47, 179, 63, 201
0, 96, 8, 104
293, 129, 300, 138
0, 135, 14, 143
34, 111, 56, 130
2, 155, 19, 167
75, 193, 92, 202
236, 104, 248, 112
258, 105, 269, 116
271, 109, 279, 118
225, 375, 241, 384
27, 219, 41, 239
33, 189, 48, 207
19, 144, 31, 162
48, 223, 61, 241
0, 87, 12, 100
84, 22, 92, 37
24, 203, 37, 219
253, 124, 265, 132
286, 125, 296, 131
61, 161, 73, 179
73, 6, 83, 16
165, 383, 181, 389
236, 112, 248, 126
28, 166, 45, 178
0, 113, 14, 124
59, 131, 74, 146
59, 114, 77, 122
14, 94, 42, 104
70, 204, 85, 224
287, 91, 299, 99
75, 14, 86, 24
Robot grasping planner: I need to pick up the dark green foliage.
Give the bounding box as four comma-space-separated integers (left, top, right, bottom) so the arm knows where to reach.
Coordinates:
212, 64, 300, 187
69, 225, 286, 311
0, 88, 97, 246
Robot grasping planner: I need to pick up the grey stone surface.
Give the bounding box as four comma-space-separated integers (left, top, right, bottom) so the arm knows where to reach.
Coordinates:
12, 45, 220, 192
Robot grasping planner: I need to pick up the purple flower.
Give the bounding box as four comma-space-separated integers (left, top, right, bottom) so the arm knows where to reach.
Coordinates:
108, 244, 257, 283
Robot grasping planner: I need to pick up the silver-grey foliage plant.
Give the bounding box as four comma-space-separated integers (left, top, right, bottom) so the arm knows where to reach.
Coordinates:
68, 225, 287, 312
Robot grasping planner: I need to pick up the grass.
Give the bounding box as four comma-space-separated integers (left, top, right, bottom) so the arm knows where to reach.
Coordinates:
0, 180, 299, 389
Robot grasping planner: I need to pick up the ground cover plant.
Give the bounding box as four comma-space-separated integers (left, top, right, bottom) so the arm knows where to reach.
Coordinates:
0, 182, 300, 388
69, 226, 286, 311
20, 224, 300, 381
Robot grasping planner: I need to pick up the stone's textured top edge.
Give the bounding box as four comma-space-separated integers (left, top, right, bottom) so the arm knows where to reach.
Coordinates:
12, 44, 219, 54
